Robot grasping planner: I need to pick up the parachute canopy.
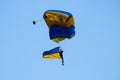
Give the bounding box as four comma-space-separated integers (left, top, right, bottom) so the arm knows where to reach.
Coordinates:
43, 10, 75, 43
43, 46, 64, 65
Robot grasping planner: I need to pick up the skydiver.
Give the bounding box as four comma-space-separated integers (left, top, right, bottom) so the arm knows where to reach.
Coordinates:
59, 50, 64, 66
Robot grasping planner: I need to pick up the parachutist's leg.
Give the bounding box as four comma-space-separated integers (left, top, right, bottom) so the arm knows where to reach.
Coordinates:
62, 58, 64, 66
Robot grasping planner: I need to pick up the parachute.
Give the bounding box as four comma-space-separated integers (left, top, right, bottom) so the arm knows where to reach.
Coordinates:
33, 10, 76, 65
43, 47, 64, 65
43, 10, 75, 43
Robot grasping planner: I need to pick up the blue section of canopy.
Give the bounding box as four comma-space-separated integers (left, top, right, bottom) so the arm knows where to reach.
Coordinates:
49, 25, 75, 39
43, 47, 60, 56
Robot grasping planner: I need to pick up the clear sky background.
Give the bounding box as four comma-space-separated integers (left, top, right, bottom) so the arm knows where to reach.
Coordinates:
0, 0, 120, 80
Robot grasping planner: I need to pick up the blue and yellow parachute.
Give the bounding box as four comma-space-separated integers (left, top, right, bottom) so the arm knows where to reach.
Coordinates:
43, 47, 64, 65
33, 10, 75, 65
43, 10, 75, 43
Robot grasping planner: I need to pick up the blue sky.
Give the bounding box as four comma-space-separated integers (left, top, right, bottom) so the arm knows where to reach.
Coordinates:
0, 0, 120, 80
